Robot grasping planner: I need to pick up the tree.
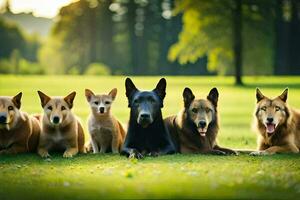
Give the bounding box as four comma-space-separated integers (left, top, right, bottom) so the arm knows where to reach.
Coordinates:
169, 0, 276, 84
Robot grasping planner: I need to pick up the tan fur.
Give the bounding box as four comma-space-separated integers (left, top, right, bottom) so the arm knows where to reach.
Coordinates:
251, 88, 300, 155
37, 91, 85, 158
0, 93, 40, 154
85, 88, 126, 154
165, 88, 237, 155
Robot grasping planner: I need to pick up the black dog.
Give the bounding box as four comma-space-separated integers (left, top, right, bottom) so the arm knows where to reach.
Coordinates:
121, 78, 176, 159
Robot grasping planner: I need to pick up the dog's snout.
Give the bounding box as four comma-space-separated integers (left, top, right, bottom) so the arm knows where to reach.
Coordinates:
198, 121, 207, 128
140, 113, 150, 119
267, 117, 274, 123
99, 107, 105, 113
53, 116, 60, 124
0, 114, 7, 124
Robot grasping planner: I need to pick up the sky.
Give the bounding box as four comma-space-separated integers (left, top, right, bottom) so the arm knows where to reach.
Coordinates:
0, 0, 75, 18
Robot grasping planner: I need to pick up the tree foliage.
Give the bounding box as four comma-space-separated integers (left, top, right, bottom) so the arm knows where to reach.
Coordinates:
169, 0, 275, 75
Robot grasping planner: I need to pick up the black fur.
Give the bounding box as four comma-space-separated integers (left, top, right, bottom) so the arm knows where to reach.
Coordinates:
121, 78, 176, 159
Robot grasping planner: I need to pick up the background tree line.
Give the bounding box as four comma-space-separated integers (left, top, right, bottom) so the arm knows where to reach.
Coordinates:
0, 0, 300, 82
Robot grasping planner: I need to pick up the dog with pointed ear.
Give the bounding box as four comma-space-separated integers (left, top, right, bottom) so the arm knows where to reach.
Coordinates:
164, 87, 237, 155
85, 88, 126, 154
122, 78, 175, 159
251, 87, 300, 156
37, 91, 85, 158
0, 92, 41, 154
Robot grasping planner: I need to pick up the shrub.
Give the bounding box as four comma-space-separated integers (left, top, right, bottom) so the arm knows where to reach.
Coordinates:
85, 63, 111, 75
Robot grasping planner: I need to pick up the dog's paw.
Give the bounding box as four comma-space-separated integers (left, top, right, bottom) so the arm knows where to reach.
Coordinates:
250, 151, 269, 156
63, 151, 75, 158
227, 150, 239, 156
148, 151, 159, 157
38, 150, 50, 158
128, 149, 143, 159
211, 150, 227, 155
112, 149, 119, 154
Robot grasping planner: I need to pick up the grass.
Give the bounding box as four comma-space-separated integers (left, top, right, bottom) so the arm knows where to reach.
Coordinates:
0, 75, 300, 199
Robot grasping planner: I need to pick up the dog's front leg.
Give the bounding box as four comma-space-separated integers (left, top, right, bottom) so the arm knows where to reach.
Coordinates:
213, 145, 238, 155
38, 137, 51, 158
203, 149, 227, 155
63, 147, 78, 158
91, 138, 99, 154
111, 133, 119, 154
63, 139, 78, 158
121, 147, 143, 159
251, 144, 299, 155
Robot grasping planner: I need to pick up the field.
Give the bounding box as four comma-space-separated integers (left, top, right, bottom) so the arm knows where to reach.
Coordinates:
0, 75, 300, 199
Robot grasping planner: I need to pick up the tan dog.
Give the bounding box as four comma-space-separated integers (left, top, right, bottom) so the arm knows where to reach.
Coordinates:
0, 93, 40, 154
85, 88, 125, 154
251, 88, 300, 155
165, 87, 237, 155
37, 91, 85, 158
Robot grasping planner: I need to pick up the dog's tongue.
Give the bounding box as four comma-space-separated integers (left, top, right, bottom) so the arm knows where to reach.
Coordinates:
197, 128, 206, 137
266, 123, 275, 133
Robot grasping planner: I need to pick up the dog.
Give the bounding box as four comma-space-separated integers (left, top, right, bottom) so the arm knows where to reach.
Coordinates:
37, 91, 85, 158
165, 87, 237, 155
85, 88, 126, 153
250, 88, 300, 155
0, 93, 40, 154
121, 78, 176, 159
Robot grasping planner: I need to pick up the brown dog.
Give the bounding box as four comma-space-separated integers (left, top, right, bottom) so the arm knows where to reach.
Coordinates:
85, 88, 126, 153
250, 88, 300, 155
165, 87, 237, 155
37, 91, 85, 158
0, 93, 40, 154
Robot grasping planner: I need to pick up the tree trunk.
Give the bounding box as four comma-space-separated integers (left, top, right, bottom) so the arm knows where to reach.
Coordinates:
233, 0, 243, 85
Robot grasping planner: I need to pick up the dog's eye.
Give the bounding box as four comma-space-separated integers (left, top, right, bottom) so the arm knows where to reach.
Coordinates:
94, 101, 99, 105
105, 101, 110, 105
191, 108, 197, 113
48, 106, 52, 110
261, 106, 266, 111
61, 106, 66, 111
133, 99, 139, 105
8, 106, 14, 111
205, 108, 211, 113
275, 106, 281, 111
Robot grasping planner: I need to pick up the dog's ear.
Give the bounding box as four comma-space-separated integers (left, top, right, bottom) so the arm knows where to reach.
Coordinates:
154, 78, 167, 101
12, 92, 22, 109
278, 88, 288, 102
64, 91, 76, 109
125, 78, 138, 99
109, 88, 117, 101
256, 88, 265, 103
37, 91, 51, 107
183, 88, 195, 108
85, 89, 95, 102
207, 87, 219, 107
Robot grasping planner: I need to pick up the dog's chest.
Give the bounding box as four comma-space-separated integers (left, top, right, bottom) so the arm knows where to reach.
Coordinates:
48, 130, 65, 143
91, 123, 113, 135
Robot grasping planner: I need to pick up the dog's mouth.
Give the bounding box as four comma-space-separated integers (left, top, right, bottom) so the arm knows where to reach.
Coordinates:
265, 123, 276, 135
138, 120, 152, 128
197, 127, 207, 137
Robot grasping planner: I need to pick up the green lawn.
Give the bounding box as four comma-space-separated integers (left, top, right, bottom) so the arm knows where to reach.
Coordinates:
0, 75, 300, 199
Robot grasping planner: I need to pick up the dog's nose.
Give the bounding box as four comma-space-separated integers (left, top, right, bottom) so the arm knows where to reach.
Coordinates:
99, 107, 105, 113
0, 115, 7, 124
267, 117, 274, 123
198, 121, 207, 128
53, 116, 60, 124
140, 113, 150, 119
